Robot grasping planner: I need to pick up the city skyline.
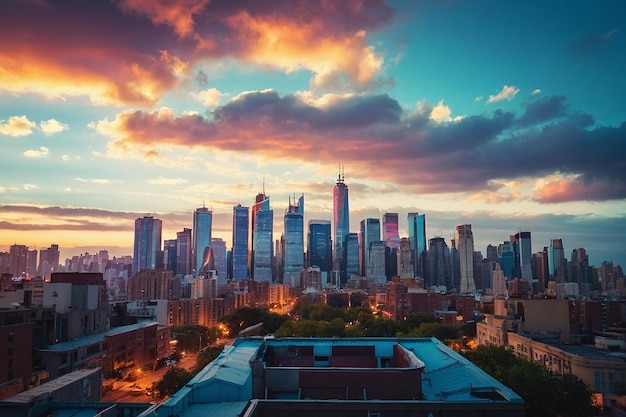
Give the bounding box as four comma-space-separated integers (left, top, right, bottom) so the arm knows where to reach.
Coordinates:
1, 1, 625, 268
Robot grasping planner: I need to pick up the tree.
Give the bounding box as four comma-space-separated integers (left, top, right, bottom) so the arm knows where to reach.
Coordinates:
463, 345, 599, 417
155, 366, 193, 399
195, 345, 224, 372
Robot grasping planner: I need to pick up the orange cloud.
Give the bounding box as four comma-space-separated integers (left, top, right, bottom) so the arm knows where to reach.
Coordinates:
116, 0, 210, 38
533, 176, 626, 203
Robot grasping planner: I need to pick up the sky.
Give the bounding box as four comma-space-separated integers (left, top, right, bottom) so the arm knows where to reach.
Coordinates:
1, 0, 625, 268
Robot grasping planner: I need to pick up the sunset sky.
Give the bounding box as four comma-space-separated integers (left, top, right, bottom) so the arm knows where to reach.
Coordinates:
1, 0, 625, 268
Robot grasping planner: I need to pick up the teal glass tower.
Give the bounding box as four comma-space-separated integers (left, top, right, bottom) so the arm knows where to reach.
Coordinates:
308, 220, 332, 283
283, 195, 304, 286
408, 213, 426, 278
193, 206, 212, 276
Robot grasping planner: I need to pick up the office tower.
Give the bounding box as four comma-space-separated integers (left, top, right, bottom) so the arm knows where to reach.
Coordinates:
570, 248, 591, 294
368, 241, 386, 284
486, 244, 498, 263
332, 169, 349, 286
163, 239, 177, 272
382, 212, 400, 249
251, 189, 271, 279
26, 248, 38, 277
38, 244, 60, 277
345, 233, 360, 280
428, 237, 451, 289
193, 206, 212, 276
210, 238, 227, 286
9, 244, 28, 278
283, 195, 304, 286
549, 238, 566, 283
455, 224, 476, 294
133, 216, 162, 274
0, 252, 8, 274
308, 220, 332, 283
492, 264, 507, 296
176, 228, 192, 277
127, 269, 175, 300
408, 213, 427, 278
360, 218, 381, 277
254, 209, 274, 283
497, 241, 515, 279
511, 232, 533, 280
533, 248, 549, 293
398, 237, 413, 278
232, 204, 249, 280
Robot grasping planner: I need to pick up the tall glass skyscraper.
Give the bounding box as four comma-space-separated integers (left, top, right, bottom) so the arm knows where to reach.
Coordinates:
176, 227, 192, 277
210, 237, 227, 286
512, 231, 533, 280
308, 220, 332, 283
455, 224, 476, 293
360, 218, 381, 277
345, 232, 360, 280
251, 191, 270, 279
133, 216, 162, 274
193, 206, 212, 276
549, 238, 566, 282
163, 239, 177, 272
283, 195, 304, 286
408, 213, 426, 278
428, 237, 451, 288
254, 209, 273, 283
382, 212, 400, 249
333, 170, 349, 286
232, 204, 249, 280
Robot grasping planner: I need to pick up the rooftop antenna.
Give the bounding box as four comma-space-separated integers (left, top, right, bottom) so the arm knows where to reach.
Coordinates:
262, 173, 266, 195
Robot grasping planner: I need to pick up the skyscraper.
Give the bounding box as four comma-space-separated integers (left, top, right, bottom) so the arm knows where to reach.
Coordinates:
251, 190, 271, 279
428, 237, 451, 289
308, 220, 332, 284
210, 237, 227, 286
193, 206, 212, 276
283, 195, 304, 286
176, 228, 192, 277
163, 239, 177, 272
232, 204, 249, 280
512, 231, 533, 280
345, 233, 360, 280
408, 213, 426, 278
455, 224, 476, 293
9, 244, 28, 278
360, 218, 381, 277
368, 241, 387, 284
332, 169, 349, 286
398, 237, 413, 278
133, 216, 162, 274
254, 209, 273, 283
549, 238, 566, 283
382, 212, 400, 249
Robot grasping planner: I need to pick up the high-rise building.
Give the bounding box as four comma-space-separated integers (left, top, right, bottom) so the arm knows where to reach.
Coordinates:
398, 237, 413, 278
254, 209, 274, 283
428, 237, 451, 289
38, 244, 60, 278
345, 233, 360, 280
332, 169, 349, 286
308, 220, 332, 281
251, 190, 271, 279
533, 248, 549, 293
511, 232, 533, 280
368, 241, 387, 284
210, 238, 228, 286
570, 248, 592, 294
193, 206, 212, 276
408, 213, 427, 278
163, 239, 177, 272
133, 216, 162, 274
549, 238, 566, 283
360, 218, 381, 277
232, 205, 249, 280
497, 241, 515, 279
9, 244, 28, 278
382, 212, 400, 249
176, 228, 192, 277
283, 195, 304, 287
455, 224, 476, 294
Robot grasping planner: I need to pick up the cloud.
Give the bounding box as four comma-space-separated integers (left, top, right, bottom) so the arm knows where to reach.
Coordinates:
487, 85, 520, 104
531, 89, 541, 96
95, 91, 626, 202
0, 115, 36, 137
39, 119, 69, 135
192, 88, 226, 108
0, 0, 396, 105
23, 146, 50, 158
533, 175, 626, 203
23, 184, 38, 190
